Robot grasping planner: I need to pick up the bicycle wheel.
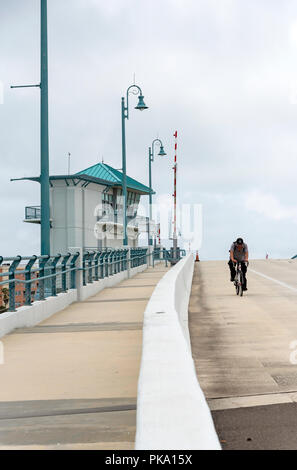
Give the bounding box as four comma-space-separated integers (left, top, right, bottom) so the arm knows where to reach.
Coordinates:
239, 273, 244, 296
235, 280, 240, 295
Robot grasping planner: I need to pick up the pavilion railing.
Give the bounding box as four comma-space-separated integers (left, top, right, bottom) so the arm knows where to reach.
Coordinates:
25, 206, 41, 220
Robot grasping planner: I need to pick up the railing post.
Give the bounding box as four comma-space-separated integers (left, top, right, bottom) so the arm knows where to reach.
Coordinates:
127, 248, 131, 279
112, 251, 116, 275
130, 249, 134, 269
117, 250, 121, 273
61, 253, 71, 293
143, 247, 150, 268
99, 253, 105, 279
83, 252, 89, 286
118, 250, 121, 272
108, 252, 113, 276
147, 247, 150, 266
39, 255, 50, 300
121, 250, 124, 272
117, 250, 120, 273
69, 247, 82, 301
8, 256, 21, 312
113, 251, 117, 275
119, 250, 122, 273
134, 249, 137, 267
88, 252, 95, 284
69, 252, 80, 289
115, 250, 119, 274
94, 252, 100, 281
164, 248, 168, 267
118, 250, 121, 273
51, 254, 61, 297
103, 252, 109, 278
120, 250, 123, 272
109, 252, 113, 276
105, 252, 108, 277
25, 256, 37, 306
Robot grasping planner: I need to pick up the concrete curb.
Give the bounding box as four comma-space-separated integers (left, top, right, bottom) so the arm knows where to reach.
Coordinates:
135, 254, 221, 450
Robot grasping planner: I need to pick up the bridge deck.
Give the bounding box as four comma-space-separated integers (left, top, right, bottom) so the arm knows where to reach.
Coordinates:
0, 263, 168, 450
189, 260, 297, 449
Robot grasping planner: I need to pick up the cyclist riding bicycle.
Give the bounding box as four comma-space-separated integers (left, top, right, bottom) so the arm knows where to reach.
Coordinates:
228, 237, 249, 291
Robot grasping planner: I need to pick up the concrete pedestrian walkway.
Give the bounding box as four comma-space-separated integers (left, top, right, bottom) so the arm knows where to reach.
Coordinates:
0, 263, 169, 450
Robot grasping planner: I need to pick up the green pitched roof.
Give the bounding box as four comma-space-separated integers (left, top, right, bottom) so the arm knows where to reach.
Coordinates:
76, 163, 151, 194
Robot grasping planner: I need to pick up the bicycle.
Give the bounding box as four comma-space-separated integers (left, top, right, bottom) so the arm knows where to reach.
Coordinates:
233, 261, 248, 296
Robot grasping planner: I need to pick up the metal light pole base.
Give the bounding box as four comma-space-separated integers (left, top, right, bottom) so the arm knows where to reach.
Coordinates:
170, 246, 181, 266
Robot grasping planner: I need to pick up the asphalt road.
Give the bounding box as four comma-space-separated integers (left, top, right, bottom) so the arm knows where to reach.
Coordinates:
189, 259, 297, 450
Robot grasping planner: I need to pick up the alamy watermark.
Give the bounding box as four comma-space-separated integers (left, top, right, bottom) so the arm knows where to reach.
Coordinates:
93, 197, 203, 250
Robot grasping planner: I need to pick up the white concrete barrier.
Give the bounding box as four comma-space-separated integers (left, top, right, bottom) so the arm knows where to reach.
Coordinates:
135, 254, 221, 450
0, 263, 149, 339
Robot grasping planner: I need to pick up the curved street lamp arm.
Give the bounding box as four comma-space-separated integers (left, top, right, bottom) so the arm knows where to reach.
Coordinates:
151, 138, 163, 161
125, 84, 143, 120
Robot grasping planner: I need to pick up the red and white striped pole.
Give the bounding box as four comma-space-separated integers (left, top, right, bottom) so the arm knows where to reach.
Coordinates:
173, 131, 178, 260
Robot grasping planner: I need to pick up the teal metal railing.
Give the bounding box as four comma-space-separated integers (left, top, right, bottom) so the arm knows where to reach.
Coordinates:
162, 247, 186, 266
0, 248, 149, 313
82, 249, 130, 285
0, 253, 79, 312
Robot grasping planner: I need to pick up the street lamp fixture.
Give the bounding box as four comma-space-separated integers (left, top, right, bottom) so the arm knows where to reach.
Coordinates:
148, 138, 167, 246
121, 84, 149, 246
158, 145, 167, 157
135, 94, 148, 111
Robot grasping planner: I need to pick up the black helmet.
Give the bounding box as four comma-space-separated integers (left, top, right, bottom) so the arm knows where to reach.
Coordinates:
236, 237, 244, 245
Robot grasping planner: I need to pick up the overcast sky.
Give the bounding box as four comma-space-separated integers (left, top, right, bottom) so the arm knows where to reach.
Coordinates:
2, 0, 297, 260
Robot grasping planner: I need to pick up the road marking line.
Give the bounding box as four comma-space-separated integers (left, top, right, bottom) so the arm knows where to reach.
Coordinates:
13, 322, 143, 334
250, 269, 297, 293
208, 392, 294, 411
81, 297, 150, 303
0, 403, 137, 421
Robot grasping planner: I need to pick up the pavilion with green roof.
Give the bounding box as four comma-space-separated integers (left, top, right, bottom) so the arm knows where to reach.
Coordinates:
14, 162, 153, 251
13, 162, 152, 195
76, 163, 152, 194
